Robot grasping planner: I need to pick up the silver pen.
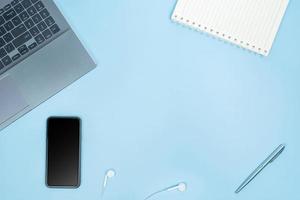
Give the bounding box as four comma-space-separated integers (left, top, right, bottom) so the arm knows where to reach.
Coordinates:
235, 144, 286, 194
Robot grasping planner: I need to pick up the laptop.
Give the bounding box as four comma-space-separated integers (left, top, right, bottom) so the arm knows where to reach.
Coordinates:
0, 0, 96, 131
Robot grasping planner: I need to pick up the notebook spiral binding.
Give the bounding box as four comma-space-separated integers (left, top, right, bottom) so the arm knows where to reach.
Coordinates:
171, 14, 268, 56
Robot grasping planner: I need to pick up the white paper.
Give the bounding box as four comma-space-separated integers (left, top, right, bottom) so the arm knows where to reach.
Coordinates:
172, 0, 289, 56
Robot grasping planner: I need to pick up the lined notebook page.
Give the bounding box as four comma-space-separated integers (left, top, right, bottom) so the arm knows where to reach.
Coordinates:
171, 0, 289, 56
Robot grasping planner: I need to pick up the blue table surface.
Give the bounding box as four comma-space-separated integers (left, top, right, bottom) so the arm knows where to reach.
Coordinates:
1, 0, 300, 199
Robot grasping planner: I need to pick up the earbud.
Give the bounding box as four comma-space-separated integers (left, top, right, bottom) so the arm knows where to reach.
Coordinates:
166, 182, 187, 192
101, 169, 116, 197
103, 169, 116, 187
103, 169, 116, 188
106, 169, 116, 178
144, 182, 187, 200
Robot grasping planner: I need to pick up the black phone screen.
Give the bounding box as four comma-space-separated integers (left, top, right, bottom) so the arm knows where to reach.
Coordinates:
46, 117, 80, 187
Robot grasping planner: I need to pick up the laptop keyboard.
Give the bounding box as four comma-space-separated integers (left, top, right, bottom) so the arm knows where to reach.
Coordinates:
0, 0, 60, 71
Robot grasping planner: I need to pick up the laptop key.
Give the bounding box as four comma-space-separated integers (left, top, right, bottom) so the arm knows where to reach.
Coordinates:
0, 61, 4, 70
31, 0, 39, 3
24, 19, 34, 29
29, 26, 39, 36
42, 29, 52, 40
0, 27, 6, 36
21, 0, 32, 9
37, 21, 47, 31
12, 16, 22, 26
14, 3, 24, 14
0, 38, 5, 47
11, 0, 19, 6
28, 42, 37, 49
40, 9, 49, 19
35, 34, 44, 44
4, 43, 15, 53
2, 55, 12, 66
0, 16, 5, 26
27, 6, 37, 16
18, 44, 29, 55
3, 33, 14, 43
0, 9, 4, 15
12, 24, 26, 37
20, 11, 30, 21
0, 48, 7, 58
50, 24, 60, 34
13, 32, 32, 47
45, 16, 55, 27
4, 21, 14, 31
12, 53, 21, 61
34, 1, 44, 12
32, 13, 42, 23
3, 9, 16, 21
4, 4, 12, 11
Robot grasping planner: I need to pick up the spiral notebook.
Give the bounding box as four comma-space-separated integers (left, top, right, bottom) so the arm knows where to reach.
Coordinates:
171, 0, 289, 56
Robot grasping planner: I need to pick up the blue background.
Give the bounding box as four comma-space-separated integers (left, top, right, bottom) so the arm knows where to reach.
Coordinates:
1, 0, 299, 199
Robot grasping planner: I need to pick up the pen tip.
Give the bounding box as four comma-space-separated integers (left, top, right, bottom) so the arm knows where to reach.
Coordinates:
235, 187, 241, 194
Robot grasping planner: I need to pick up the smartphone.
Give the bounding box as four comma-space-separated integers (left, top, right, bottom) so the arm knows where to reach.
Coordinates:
46, 117, 81, 187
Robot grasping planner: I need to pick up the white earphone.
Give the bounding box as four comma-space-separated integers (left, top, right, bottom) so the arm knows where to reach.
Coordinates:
144, 182, 187, 200
103, 169, 116, 188
101, 169, 116, 197
166, 182, 187, 192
